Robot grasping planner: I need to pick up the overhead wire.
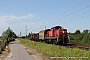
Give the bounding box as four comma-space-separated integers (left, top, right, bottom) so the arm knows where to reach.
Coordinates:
62, 14, 90, 25
57, 8, 90, 25
44, 0, 88, 27
37, 0, 89, 31
59, 0, 90, 25
47, 5, 90, 26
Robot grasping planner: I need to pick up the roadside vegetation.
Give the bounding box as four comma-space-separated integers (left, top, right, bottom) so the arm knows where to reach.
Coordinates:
68, 29, 90, 45
0, 27, 17, 53
18, 38, 90, 60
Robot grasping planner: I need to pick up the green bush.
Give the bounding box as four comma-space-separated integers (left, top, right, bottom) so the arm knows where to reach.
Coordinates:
69, 31, 90, 45
82, 33, 90, 45
0, 40, 6, 53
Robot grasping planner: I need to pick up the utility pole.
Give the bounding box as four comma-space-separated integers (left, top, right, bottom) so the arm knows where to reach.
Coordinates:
20, 31, 21, 37
25, 26, 27, 37
45, 26, 46, 30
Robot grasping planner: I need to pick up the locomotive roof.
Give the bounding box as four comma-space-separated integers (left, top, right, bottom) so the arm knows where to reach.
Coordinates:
51, 26, 62, 29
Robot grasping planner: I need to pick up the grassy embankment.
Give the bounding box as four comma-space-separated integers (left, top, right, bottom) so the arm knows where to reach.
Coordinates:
18, 38, 90, 60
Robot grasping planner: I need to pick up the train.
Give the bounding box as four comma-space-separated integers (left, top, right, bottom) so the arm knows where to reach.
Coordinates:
30, 26, 68, 45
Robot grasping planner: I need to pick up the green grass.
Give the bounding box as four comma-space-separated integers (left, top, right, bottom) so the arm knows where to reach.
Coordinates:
0, 39, 1, 40
18, 38, 90, 60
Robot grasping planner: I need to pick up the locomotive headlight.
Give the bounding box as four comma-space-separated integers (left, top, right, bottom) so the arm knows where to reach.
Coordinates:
63, 31, 64, 33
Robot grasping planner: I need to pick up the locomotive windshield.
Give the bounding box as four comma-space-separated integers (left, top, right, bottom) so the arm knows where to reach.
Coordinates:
63, 29, 67, 33
60, 29, 67, 33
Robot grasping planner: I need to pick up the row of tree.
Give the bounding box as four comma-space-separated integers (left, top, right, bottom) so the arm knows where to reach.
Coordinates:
69, 29, 90, 45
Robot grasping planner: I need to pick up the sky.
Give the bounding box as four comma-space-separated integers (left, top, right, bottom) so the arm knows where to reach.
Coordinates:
0, 0, 90, 36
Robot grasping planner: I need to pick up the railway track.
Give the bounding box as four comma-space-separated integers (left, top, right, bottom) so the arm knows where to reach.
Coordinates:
29, 39, 90, 51
64, 43, 90, 51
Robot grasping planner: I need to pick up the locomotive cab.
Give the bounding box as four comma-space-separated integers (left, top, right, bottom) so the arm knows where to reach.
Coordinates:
53, 26, 67, 45
45, 26, 68, 45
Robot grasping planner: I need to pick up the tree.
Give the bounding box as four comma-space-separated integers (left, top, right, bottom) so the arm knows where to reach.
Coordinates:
1, 27, 17, 42
27, 33, 31, 38
75, 29, 81, 34
82, 32, 90, 45
82, 29, 89, 34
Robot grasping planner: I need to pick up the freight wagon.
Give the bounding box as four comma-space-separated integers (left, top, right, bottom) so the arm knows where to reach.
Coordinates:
39, 29, 50, 41
30, 33, 39, 41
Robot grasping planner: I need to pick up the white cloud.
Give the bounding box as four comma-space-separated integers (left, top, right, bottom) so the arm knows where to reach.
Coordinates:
0, 14, 33, 27
0, 14, 34, 35
0, 14, 33, 20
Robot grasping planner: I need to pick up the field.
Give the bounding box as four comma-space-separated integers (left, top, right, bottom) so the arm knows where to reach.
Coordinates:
18, 38, 90, 60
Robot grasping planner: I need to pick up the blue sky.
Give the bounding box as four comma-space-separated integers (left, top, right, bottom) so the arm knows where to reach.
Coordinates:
0, 0, 90, 36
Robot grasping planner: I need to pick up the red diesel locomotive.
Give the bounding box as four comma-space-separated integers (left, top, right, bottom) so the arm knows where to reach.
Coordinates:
30, 26, 68, 45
